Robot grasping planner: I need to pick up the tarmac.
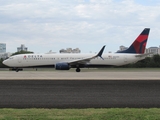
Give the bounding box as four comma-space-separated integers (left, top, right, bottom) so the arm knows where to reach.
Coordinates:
0, 70, 160, 108
0, 80, 160, 108
0, 70, 160, 80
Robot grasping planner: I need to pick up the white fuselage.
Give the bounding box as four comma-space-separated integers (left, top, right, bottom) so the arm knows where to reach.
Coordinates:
3, 53, 144, 68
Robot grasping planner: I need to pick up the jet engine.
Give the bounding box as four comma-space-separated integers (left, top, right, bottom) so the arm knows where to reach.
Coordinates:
55, 63, 70, 70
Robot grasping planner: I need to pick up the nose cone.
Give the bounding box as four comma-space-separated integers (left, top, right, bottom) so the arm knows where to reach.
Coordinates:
3, 60, 8, 66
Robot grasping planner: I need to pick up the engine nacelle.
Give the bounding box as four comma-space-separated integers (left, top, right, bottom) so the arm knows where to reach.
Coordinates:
55, 63, 70, 70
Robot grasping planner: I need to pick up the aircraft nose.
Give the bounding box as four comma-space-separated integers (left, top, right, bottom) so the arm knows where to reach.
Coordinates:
3, 60, 8, 66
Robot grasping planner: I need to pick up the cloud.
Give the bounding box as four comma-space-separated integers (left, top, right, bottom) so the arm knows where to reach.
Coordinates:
0, 0, 160, 53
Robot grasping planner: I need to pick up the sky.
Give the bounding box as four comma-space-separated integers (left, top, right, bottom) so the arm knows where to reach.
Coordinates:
0, 0, 160, 53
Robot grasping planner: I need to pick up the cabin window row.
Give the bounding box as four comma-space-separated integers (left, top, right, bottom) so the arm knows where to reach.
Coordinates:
23, 57, 118, 60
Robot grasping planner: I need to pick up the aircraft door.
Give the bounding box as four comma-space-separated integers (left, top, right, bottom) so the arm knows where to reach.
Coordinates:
18, 57, 22, 63
124, 56, 127, 62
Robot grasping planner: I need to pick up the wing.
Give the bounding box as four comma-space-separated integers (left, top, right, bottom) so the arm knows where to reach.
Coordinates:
68, 45, 106, 66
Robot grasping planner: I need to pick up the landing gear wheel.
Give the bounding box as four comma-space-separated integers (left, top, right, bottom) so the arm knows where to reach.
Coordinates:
16, 69, 19, 72
76, 68, 81, 72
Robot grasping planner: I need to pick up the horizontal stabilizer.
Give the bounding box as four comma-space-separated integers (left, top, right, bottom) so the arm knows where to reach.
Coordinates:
135, 53, 152, 57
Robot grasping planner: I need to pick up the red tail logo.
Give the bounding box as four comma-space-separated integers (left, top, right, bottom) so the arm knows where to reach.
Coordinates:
117, 28, 150, 54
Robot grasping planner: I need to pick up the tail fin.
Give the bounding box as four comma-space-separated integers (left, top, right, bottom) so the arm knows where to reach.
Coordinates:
117, 28, 150, 54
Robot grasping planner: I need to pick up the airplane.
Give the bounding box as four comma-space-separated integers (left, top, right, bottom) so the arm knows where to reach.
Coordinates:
3, 28, 150, 72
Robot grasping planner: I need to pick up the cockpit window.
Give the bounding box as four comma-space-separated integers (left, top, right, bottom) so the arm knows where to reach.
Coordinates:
9, 57, 14, 59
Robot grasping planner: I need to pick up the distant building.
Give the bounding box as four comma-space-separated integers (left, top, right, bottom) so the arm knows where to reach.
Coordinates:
117, 45, 128, 52
146, 47, 160, 57
72, 48, 81, 53
118, 45, 160, 57
59, 48, 81, 53
119, 45, 128, 51
0, 43, 6, 53
45, 50, 56, 54
17, 44, 28, 52
0, 52, 12, 60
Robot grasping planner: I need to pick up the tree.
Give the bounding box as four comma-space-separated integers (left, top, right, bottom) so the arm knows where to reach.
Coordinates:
118, 55, 160, 68
12, 50, 34, 56
0, 58, 7, 68
152, 54, 160, 67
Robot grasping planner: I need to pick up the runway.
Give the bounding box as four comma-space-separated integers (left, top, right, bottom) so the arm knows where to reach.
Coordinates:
0, 80, 160, 108
1, 70, 160, 80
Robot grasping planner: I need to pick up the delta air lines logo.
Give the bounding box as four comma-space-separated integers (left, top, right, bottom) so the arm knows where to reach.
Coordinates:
24, 55, 27, 59
23, 55, 43, 58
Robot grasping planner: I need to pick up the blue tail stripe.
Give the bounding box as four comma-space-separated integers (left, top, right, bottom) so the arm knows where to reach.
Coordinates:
139, 39, 147, 53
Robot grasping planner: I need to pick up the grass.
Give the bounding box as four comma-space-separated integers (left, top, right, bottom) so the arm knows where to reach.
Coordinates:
0, 108, 160, 120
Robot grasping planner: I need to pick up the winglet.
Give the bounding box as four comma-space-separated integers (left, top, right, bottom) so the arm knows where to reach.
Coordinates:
96, 45, 106, 59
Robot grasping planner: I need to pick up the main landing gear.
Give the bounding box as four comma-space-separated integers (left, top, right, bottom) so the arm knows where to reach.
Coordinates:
76, 68, 81, 72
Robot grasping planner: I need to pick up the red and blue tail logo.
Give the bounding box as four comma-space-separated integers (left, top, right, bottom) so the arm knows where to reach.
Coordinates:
117, 28, 150, 54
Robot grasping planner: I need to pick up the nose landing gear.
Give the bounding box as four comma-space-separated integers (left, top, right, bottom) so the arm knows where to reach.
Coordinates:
10, 68, 23, 72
